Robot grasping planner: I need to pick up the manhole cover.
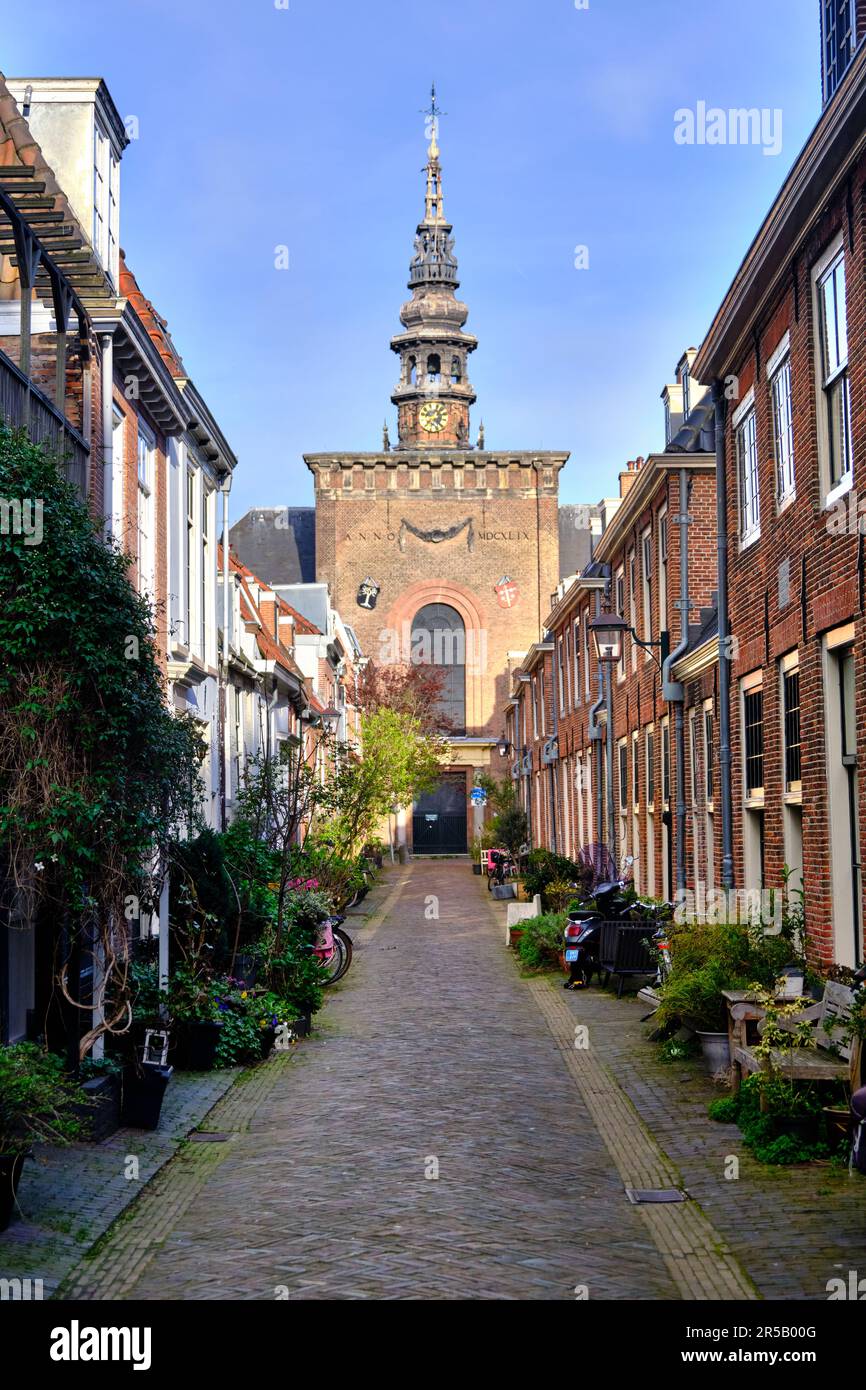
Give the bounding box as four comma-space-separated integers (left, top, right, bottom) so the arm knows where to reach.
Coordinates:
626, 1187, 689, 1204
189, 1132, 232, 1143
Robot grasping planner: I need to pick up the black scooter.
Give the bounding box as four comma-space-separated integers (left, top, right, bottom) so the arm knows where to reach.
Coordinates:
563, 872, 666, 990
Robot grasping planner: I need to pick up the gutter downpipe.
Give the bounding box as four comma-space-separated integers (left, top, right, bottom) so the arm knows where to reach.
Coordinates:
712, 379, 734, 892
662, 467, 691, 899
588, 589, 605, 847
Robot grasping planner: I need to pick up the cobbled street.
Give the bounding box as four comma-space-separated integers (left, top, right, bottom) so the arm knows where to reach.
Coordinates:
59, 862, 865, 1302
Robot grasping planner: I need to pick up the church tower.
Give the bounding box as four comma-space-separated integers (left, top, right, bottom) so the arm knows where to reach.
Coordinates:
390, 88, 478, 451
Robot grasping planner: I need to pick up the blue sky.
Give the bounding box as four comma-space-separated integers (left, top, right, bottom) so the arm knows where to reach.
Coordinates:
5, 0, 820, 515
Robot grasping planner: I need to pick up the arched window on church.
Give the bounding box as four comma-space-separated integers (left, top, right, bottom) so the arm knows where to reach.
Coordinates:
411, 603, 465, 734
408, 355, 417, 386
450, 356, 462, 385
426, 354, 441, 385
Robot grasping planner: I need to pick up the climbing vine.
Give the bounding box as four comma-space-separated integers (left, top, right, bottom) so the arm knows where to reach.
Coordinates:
0, 424, 205, 1059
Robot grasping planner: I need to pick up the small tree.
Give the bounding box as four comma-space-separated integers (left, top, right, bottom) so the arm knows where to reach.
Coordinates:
476, 772, 528, 856
318, 708, 444, 858
355, 659, 452, 735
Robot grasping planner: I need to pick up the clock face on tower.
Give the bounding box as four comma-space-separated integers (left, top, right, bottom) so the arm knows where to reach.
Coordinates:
419, 400, 449, 433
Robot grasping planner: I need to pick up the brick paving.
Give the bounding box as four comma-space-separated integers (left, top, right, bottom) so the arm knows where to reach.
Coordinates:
64, 862, 679, 1300
0, 1066, 239, 1297
553, 980, 866, 1300
31, 860, 866, 1302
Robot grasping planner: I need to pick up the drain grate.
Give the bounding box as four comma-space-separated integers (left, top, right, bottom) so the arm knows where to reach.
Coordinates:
188, 1131, 233, 1143
626, 1187, 689, 1204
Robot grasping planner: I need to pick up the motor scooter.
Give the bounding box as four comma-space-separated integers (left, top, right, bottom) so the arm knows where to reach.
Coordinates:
562, 878, 629, 990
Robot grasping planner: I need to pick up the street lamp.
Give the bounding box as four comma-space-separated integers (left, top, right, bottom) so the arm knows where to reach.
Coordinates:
589, 604, 629, 665
496, 734, 512, 758
321, 705, 342, 735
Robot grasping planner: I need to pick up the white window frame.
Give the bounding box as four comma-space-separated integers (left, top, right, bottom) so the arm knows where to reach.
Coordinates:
733, 387, 760, 548
767, 331, 795, 507
813, 235, 853, 507
641, 527, 653, 657
780, 649, 802, 801
740, 669, 765, 807
658, 506, 668, 632
137, 421, 156, 602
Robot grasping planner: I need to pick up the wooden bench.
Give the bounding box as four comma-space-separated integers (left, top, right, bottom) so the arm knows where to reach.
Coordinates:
727, 982, 856, 1094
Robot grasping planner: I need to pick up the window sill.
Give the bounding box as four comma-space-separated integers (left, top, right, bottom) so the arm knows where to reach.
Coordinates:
744, 794, 765, 810
739, 529, 761, 553
824, 473, 853, 511
776, 491, 796, 517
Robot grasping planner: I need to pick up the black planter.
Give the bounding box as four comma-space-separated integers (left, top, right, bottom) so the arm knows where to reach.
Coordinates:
259, 1026, 277, 1058
0, 1152, 27, 1231
73, 1074, 122, 1143
121, 1064, 173, 1130
472, 864, 483, 875
177, 1020, 224, 1071
290, 1012, 312, 1038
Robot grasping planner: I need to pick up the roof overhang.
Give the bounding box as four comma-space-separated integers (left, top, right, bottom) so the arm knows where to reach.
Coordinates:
693, 43, 866, 382
592, 453, 715, 566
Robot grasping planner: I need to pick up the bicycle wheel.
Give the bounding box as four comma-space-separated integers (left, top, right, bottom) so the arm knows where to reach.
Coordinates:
321, 935, 347, 986
330, 927, 353, 982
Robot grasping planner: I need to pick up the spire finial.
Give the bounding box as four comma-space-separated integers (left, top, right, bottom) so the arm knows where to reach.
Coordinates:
422, 82, 445, 158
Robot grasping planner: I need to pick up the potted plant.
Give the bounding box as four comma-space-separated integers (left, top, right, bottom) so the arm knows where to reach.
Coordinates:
74, 1055, 123, 1142
121, 1053, 173, 1130
0, 1043, 86, 1229
656, 964, 731, 1074
167, 965, 225, 1071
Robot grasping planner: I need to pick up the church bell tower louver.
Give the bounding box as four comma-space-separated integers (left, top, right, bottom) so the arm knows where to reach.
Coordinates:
390, 87, 478, 450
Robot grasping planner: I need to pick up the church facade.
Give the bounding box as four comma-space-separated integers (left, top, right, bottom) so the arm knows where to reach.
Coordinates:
305, 115, 569, 853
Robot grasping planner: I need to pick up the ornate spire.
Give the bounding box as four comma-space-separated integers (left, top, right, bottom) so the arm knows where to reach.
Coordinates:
390, 88, 477, 451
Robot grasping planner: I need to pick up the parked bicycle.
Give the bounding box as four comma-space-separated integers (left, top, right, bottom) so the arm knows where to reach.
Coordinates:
312, 914, 354, 985
486, 848, 517, 892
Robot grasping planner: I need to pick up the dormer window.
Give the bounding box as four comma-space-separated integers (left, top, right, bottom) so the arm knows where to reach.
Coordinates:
663, 397, 672, 444
681, 364, 691, 418
93, 119, 120, 283
822, 0, 858, 104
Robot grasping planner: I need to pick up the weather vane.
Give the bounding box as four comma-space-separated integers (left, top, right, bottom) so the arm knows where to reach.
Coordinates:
421, 82, 446, 148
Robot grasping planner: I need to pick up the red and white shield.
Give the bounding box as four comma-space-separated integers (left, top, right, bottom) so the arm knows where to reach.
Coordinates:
494, 575, 519, 609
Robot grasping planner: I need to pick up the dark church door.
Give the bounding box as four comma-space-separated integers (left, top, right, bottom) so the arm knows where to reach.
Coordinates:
412, 774, 468, 855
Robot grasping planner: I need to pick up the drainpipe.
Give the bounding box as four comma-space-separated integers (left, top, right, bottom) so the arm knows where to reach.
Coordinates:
588, 590, 605, 847
712, 379, 734, 892
101, 333, 114, 536
605, 658, 616, 862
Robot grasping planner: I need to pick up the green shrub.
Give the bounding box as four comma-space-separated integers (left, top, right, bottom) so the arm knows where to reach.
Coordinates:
517, 912, 567, 970
0, 1043, 87, 1153
707, 1075, 838, 1165
523, 850, 591, 908
708, 1096, 739, 1124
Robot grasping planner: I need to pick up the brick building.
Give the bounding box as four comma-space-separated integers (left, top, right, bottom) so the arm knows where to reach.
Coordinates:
502, 354, 718, 904
692, 1, 866, 970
